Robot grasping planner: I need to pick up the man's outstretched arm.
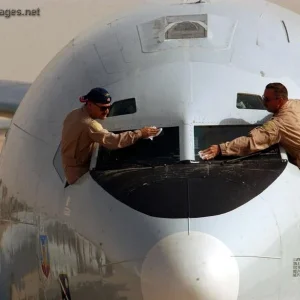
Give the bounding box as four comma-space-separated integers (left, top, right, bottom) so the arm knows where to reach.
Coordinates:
88, 121, 160, 150
200, 120, 280, 160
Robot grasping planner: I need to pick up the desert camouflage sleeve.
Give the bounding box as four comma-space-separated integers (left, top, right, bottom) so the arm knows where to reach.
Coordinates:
88, 120, 142, 149
219, 120, 280, 156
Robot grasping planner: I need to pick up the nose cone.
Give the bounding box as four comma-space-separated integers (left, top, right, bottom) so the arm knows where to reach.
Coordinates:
141, 232, 239, 300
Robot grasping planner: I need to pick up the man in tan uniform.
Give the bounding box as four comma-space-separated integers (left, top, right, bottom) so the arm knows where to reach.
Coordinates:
61, 87, 160, 185
200, 83, 300, 167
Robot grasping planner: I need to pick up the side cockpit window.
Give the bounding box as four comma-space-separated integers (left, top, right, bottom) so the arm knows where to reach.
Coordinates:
108, 98, 137, 117
236, 93, 266, 110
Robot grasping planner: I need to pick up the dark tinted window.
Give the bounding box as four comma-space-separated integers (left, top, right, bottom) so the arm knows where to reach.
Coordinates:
194, 125, 280, 161
236, 93, 266, 110
108, 98, 136, 117
96, 126, 180, 170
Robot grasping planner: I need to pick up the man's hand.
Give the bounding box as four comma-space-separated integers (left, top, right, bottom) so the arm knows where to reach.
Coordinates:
140, 127, 161, 139
199, 145, 221, 160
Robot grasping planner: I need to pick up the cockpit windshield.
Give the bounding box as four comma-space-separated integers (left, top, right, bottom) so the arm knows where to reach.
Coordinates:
91, 124, 286, 219
194, 125, 281, 161
95, 126, 180, 170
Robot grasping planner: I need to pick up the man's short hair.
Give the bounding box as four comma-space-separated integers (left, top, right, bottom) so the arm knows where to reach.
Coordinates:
266, 82, 288, 99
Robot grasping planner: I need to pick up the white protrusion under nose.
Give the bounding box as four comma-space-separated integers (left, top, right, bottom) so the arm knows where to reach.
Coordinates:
141, 231, 239, 300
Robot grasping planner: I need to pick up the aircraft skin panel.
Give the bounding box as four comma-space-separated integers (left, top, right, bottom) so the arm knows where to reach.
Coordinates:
0, 121, 287, 299
9, 1, 300, 145
0, 131, 298, 299
0, 140, 292, 299
255, 163, 300, 298
234, 257, 280, 299
1, 0, 300, 299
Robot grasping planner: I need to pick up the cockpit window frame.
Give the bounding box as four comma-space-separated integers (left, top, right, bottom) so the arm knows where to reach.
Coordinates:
94, 126, 181, 171
194, 124, 281, 162
53, 142, 65, 184
236, 93, 266, 110
107, 98, 137, 117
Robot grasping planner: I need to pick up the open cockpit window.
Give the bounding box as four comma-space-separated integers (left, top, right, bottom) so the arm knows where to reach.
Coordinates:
194, 125, 281, 161
236, 93, 266, 110
108, 98, 137, 117
95, 126, 180, 170
53, 143, 65, 183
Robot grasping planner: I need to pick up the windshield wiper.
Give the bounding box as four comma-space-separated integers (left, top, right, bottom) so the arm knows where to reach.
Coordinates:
176, 160, 199, 164
97, 156, 179, 170
127, 161, 157, 168
221, 151, 263, 165
98, 160, 157, 170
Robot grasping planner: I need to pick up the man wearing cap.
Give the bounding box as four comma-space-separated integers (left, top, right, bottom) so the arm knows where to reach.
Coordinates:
61, 87, 160, 185
200, 83, 300, 167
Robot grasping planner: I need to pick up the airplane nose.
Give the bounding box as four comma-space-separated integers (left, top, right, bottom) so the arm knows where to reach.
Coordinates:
141, 232, 239, 300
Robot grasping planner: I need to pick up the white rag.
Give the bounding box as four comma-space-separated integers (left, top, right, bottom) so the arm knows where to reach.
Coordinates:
144, 127, 163, 140
198, 151, 207, 160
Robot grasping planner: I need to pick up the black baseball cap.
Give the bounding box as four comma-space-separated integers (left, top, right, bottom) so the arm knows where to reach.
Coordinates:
80, 87, 111, 104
